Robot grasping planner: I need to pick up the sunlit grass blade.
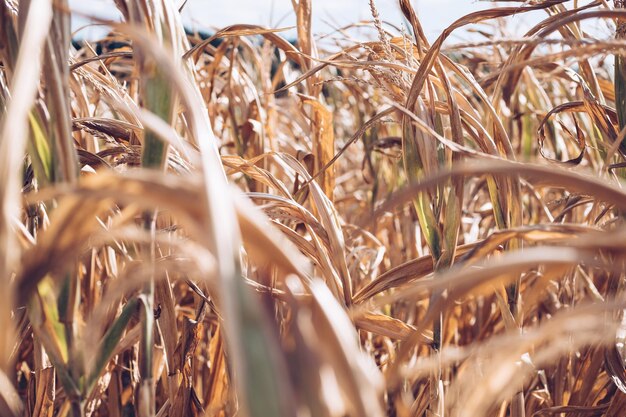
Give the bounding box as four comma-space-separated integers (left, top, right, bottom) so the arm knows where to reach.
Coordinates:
0, 0, 52, 374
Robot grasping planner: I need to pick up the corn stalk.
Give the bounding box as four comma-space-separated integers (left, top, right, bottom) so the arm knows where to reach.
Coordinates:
122, 1, 180, 415
615, 1, 626, 156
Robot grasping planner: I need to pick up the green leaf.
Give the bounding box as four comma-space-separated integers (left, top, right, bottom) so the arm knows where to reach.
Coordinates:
27, 112, 53, 184
86, 298, 138, 395
141, 64, 174, 169
27, 278, 80, 398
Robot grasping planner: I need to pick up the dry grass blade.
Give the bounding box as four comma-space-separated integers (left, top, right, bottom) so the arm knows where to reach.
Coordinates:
616, 1, 626, 155
308, 279, 385, 417
184, 24, 304, 67
353, 242, 477, 303
31, 363, 55, 417
355, 311, 432, 343
43, 0, 78, 183
0, 368, 22, 417
363, 159, 626, 226
300, 97, 335, 201
0, 0, 52, 373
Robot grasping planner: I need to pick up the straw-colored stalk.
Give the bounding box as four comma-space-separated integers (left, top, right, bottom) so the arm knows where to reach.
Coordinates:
615, 1, 626, 156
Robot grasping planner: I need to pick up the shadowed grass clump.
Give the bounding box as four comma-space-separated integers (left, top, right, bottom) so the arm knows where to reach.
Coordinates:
2, 0, 626, 416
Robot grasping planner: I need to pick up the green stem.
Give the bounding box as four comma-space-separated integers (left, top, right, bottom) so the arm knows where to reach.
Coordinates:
139, 212, 156, 416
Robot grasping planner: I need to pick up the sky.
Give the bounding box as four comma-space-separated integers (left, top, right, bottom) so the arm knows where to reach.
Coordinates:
70, 0, 505, 42
69, 1, 612, 45
180, 0, 493, 40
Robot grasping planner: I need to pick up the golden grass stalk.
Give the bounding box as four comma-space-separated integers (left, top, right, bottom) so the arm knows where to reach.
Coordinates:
397, 2, 464, 413
126, 1, 180, 414
615, 1, 626, 155
0, 0, 52, 377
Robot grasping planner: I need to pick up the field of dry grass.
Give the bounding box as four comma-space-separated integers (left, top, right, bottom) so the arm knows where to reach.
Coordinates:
3, 0, 626, 416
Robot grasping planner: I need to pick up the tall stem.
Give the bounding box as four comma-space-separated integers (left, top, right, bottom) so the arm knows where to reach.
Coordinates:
138, 211, 156, 417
